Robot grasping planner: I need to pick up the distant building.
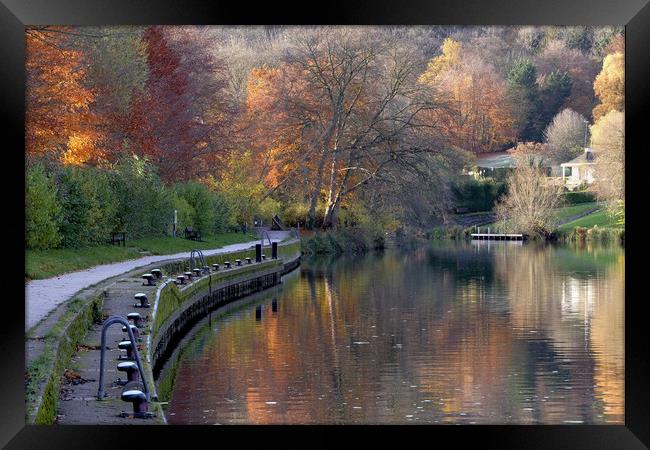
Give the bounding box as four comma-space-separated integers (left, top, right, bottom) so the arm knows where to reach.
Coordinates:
560, 148, 596, 190
471, 149, 559, 179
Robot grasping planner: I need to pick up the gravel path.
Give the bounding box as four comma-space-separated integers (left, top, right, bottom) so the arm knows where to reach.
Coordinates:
25, 237, 288, 331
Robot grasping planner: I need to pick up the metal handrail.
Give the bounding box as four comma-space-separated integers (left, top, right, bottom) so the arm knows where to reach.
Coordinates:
97, 315, 149, 401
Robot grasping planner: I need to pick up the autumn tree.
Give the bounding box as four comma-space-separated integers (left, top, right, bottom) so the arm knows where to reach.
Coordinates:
80, 27, 149, 160
418, 38, 515, 153
246, 28, 448, 229
544, 108, 589, 163
128, 26, 235, 182
25, 27, 98, 163
591, 110, 624, 213
593, 51, 624, 120
495, 150, 563, 237
534, 40, 599, 120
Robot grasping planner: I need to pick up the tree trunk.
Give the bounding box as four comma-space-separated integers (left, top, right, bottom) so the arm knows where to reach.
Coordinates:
306, 147, 328, 229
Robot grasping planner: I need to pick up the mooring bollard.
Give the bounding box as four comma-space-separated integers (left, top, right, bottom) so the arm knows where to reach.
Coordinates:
151, 269, 162, 279
235, 259, 242, 266
192, 268, 201, 277
118, 340, 134, 360
245, 257, 252, 264
224, 261, 231, 269
255, 244, 262, 263
176, 275, 185, 285
117, 361, 139, 383
184, 271, 193, 281
142, 273, 155, 286
122, 324, 140, 341
212, 263, 220, 271
121, 389, 149, 418
262, 254, 266, 260
127, 312, 144, 328
272, 242, 278, 259
134, 293, 150, 308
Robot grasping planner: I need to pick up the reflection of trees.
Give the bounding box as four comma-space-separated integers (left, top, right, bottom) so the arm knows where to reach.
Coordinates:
491, 242, 624, 423
168, 243, 624, 424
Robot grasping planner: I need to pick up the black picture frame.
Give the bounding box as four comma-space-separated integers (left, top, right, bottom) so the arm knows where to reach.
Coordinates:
2, 0, 648, 448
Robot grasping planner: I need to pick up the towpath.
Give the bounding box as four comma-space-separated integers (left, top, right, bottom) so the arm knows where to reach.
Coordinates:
26, 235, 290, 331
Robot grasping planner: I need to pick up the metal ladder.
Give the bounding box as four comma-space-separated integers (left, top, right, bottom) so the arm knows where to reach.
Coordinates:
190, 249, 208, 274
97, 315, 149, 401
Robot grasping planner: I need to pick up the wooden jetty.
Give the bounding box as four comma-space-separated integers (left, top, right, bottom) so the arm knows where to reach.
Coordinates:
471, 233, 524, 240
470, 227, 524, 240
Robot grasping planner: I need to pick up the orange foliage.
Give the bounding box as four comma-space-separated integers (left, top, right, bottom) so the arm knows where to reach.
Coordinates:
25, 27, 104, 164
419, 39, 515, 153
245, 66, 314, 190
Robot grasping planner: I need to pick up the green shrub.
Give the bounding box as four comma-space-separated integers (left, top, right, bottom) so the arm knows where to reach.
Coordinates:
78, 168, 119, 245
56, 166, 119, 247
111, 155, 172, 239
563, 191, 596, 205
173, 196, 195, 233
301, 227, 385, 255
26, 164, 62, 250
174, 182, 216, 234
452, 178, 507, 212
429, 225, 470, 240
56, 167, 90, 248
212, 191, 231, 233
557, 226, 624, 244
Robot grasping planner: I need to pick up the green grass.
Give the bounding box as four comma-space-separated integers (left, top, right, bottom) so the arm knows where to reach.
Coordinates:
558, 209, 623, 231
480, 202, 601, 231
552, 202, 600, 223
26, 232, 257, 280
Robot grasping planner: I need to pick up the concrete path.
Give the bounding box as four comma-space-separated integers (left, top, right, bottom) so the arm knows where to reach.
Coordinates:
25, 237, 289, 331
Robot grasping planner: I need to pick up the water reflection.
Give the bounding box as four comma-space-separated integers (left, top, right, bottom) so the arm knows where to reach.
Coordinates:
165, 241, 624, 424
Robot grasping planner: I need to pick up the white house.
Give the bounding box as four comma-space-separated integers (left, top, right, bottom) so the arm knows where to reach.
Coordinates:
561, 147, 596, 190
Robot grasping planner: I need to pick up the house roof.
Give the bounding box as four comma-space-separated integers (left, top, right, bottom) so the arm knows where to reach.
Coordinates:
475, 150, 555, 169
561, 150, 596, 167
475, 151, 515, 169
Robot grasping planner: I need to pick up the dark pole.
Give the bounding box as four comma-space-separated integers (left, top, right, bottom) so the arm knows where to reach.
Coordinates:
255, 244, 262, 263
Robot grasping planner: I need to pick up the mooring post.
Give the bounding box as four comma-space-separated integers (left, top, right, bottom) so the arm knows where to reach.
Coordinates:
272, 242, 278, 259
255, 244, 262, 263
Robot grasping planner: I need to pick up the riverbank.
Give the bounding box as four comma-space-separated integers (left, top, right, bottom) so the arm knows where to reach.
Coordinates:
26, 239, 301, 425
301, 227, 386, 255
26, 232, 257, 280
429, 203, 624, 244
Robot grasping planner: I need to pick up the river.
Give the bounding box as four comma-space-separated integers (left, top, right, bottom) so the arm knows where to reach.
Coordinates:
163, 240, 624, 424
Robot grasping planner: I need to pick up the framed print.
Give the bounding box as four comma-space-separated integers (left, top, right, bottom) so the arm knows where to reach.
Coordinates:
2, 0, 648, 448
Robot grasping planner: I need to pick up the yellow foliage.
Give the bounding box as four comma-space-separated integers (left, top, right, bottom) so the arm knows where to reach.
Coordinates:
418, 38, 462, 85
593, 52, 624, 120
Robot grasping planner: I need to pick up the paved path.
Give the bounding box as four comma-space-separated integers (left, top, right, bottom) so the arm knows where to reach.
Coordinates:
25, 237, 289, 331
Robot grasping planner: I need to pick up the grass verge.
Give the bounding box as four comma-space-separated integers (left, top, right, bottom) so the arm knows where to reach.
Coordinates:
26, 232, 257, 280
558, 209, 622, 230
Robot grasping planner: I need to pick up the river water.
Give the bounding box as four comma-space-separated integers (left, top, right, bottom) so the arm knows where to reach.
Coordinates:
164, 240, 624, 424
